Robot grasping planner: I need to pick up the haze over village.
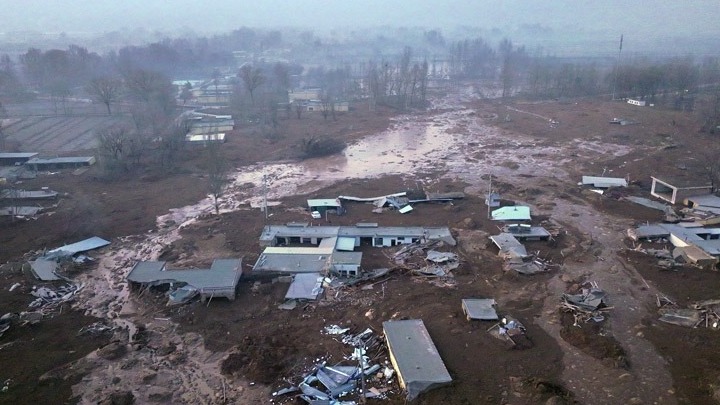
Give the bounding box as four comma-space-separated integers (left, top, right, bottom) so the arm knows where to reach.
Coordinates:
1, 1, 720, 404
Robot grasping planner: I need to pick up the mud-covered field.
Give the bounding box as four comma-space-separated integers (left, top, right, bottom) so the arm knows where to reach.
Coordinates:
2, 84, 720, 404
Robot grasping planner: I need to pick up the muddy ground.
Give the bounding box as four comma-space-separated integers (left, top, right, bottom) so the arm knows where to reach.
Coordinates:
1, 84, 720, 404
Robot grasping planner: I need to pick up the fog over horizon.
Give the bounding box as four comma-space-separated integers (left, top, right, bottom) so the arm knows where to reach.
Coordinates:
2, 0, 718, 51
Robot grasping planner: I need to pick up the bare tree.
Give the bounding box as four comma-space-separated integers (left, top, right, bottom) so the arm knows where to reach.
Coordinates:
180, 82, 193, 105
238, 64, 265, 103
86, 77, 123, 115
206, 143, 229, 215
96, 124, 132, 175
48, 80, 71, 115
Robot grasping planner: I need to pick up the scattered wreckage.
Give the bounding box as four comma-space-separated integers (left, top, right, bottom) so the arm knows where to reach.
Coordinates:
391, 241, 459, 284
271, 325, 397, 404
560, 282, 610, 324
489, 233, 557, 275
657, 296, 720, 329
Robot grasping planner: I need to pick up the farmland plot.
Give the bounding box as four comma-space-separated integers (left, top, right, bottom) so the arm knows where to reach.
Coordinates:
4, 115, 129, 153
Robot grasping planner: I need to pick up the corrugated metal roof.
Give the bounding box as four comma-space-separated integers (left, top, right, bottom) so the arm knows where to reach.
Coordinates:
491, 206, 531, 221
284, 273, 323, 300
46, 236, 110, 257
30, 259, 61, 281
462, 299, 498, 320
383, 319, 452, 401
335, 237, 356, 251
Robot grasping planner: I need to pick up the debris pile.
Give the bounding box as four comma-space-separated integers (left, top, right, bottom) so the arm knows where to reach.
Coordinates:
487, 316, 528, 347
78, 321, 116, 337
560, 282, 610, 324
272, 326, 396, 404
391, 241, 458, 282
28, 282, 83, 315
657, 296, 720, 329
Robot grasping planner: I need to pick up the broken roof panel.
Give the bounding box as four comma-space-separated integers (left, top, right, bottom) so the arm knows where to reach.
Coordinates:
462, 299, 499, 320
335, 237, 356, 252
491, 206, 531, 221
383, 319, 452, 401
46, 236, 110, 258
29, 259, 61, 281
490, 233, 528, 259
285, 273, 324, 300
581, 176, 628, 188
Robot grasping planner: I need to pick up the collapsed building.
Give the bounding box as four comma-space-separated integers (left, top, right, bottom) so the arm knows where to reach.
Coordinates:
628, 223, 720, 268
126, 259, 243, 302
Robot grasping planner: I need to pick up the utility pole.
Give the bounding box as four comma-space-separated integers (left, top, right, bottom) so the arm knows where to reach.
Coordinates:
262, 174, 268, 220
611, 34, 623, 101
487, 174, 492, 220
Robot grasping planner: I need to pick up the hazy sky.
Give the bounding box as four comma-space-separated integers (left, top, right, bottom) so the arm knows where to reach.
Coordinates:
2, 0, 718, 37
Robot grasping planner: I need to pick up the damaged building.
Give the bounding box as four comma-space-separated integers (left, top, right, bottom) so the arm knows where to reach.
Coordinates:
126, 258, 243, 302
254, 223, 455, 276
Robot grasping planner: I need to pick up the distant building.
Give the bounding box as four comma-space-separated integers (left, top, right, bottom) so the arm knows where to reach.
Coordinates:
627, 99, 646, 107
26, 156, 96, 171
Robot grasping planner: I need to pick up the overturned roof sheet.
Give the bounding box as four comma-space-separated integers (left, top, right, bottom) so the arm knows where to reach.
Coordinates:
29, 259, 61, 281
490, 233, 528, 258
46, 236, 110, 258
285, 273, 323, 300
383, 319, 452, 401
462, 299, 498, 320
582, 176, 628, 188
491, 206, 531, 221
